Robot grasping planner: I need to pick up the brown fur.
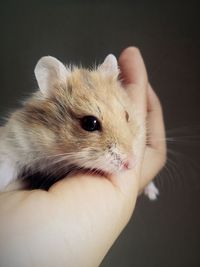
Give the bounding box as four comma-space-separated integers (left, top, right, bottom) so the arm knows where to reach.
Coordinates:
14, 68, 138, 159
0, 64, 140, 190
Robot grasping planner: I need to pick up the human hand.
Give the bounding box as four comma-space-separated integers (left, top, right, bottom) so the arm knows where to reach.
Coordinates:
0, 47, 166, 267
118, 47, 166, 192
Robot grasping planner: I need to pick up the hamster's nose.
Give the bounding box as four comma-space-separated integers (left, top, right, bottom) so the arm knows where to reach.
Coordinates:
122, 156, 135, 170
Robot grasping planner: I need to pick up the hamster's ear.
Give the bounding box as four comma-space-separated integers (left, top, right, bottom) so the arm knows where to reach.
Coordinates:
98, 54, 119, 77
34, 56, 69, 96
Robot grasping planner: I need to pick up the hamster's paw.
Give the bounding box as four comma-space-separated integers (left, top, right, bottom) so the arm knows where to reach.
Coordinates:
144, 181, 159, 201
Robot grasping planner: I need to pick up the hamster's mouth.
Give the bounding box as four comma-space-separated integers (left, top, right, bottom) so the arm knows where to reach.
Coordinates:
21, 165, 112, 190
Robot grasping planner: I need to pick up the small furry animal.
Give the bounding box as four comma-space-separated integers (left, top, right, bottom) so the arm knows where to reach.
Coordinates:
0, 54, 158, 199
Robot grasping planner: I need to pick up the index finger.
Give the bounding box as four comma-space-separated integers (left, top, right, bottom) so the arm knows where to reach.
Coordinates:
118, 47, 148, 120
118, 47, 148, 87
147, 84, 166, 151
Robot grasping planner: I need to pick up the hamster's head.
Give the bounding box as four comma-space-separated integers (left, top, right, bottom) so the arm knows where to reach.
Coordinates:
23, 55, 140, 175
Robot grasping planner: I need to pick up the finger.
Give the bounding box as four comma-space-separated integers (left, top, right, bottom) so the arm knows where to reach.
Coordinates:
138, 85, 167, 191
118, 47, 148, 87
118, 47, 148, 117
139, 147, 166, 191
147, 84, 166, 151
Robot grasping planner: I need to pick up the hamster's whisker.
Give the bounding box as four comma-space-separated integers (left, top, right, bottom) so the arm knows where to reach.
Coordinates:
166, 124, 200, 134
29, 152, 78, 165
146, 135, 200, 145
162, 164, 176, 192
157, 146, 200, 194
166, 157, 183, 190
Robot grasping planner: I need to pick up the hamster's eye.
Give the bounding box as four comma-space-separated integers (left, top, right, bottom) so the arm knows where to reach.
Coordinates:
125, 111, 129, 122
80, 116, 101, 132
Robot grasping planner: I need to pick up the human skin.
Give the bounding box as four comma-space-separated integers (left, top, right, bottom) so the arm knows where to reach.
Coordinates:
0, 47, 166, 267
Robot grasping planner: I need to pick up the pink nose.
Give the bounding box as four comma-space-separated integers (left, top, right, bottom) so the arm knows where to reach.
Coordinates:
122, 157, 135, 170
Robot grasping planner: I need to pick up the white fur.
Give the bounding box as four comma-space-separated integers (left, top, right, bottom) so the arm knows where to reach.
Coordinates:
144, 182, 159, 200
0, 159, 18, 190
99, 54, 119, 76
34, 56, 69, 96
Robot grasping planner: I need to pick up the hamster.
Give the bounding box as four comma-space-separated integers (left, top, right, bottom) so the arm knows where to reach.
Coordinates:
0, 54, 158, 200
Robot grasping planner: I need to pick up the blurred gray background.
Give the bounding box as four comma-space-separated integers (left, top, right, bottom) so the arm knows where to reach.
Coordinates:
0, 0, 200, 266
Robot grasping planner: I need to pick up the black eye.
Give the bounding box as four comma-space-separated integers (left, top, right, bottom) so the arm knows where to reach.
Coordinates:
80, 116, 101, 132
125, 111, 129, 122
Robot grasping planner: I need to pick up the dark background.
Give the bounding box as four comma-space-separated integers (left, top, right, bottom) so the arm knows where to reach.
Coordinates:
0, 0, 200, 266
